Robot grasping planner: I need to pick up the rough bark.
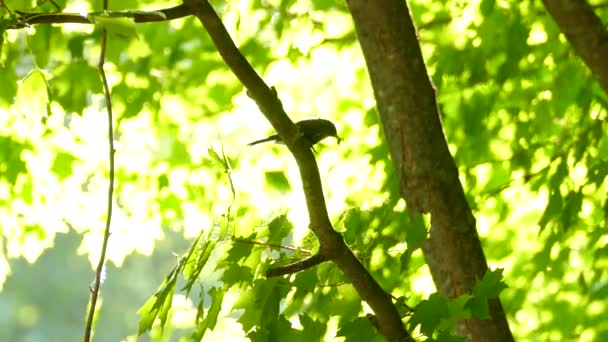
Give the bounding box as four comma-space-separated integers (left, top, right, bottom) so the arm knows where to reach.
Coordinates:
345, 0, 514, 340
542, 0, 608, 95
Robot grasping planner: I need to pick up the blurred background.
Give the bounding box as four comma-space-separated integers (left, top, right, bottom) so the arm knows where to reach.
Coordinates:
1, 0, 608, 340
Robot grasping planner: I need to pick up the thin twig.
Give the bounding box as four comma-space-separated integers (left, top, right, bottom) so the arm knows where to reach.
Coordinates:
266, 253, 327, 277
83, 0, 115, 339
231, 236, 312, 255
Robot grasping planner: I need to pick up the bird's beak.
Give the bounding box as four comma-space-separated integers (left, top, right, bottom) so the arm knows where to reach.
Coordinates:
336, 136, 342, 144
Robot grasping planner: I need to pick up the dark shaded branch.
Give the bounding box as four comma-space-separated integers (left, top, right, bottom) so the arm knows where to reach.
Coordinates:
266, 253, 327, 277
542, 0, 608, 94
182, 1, 412, 341
6, 4, 193, 29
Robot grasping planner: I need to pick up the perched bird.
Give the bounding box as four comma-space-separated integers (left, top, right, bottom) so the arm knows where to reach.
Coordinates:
248, 119, 340, 148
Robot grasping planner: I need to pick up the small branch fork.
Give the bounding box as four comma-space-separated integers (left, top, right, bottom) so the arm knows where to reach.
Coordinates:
83, 0, 116, 341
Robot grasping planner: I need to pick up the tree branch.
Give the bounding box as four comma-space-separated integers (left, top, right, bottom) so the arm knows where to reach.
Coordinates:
182, 0, 413, 340
5, 4, 193, 29
232, 236, 312, 255
542, 0, 608, 95
345, 0, 514, 340
266, 253, 327, 277
83, 1, 116, 340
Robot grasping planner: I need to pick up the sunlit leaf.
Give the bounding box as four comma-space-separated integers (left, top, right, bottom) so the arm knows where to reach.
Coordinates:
267, 214, 292, 245
264, 170, 291, 192
137, 265, 179, 334
90, 15, 138, 39
51, 151, 78, 180
192, 287, 225, 340
182, 238, 217, 296
16, 69, 49, 118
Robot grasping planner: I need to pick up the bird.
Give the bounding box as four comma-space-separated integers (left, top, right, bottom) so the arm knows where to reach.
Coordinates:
248, 119, 340, 148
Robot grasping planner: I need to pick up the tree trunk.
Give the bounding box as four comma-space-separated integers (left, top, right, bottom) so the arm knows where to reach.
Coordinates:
345, 0, 514, 340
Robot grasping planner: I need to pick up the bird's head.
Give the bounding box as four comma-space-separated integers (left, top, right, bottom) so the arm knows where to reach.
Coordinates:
322, 121, 341, 144
297, 119, 341, 147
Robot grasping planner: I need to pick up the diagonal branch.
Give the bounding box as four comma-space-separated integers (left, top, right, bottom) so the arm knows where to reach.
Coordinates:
542, 0, 608, 94
182, 0, 413, 340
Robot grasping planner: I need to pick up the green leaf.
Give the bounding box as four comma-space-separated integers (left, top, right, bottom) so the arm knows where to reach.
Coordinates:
207, 146, 224, 167
399, 249, 413, 274
410, 293, 449, 337
170, 139, 191, 166
267, 214, 292, 245
336, 316, 378, 341
137, 265, 179, 334
264, 170, 291, 192
182, 238, 217, 296
51, 151, 78, 180
90, 14, 138, 38
30, 25, 56, 67
298, 314, 326, 340
159, 193, 183, 222
226, 235, 255, 263
192, 287, 225, 340
586, 160, 608, 187
560, 190, 582, 232
538, 189, 562, 231
157, 174, 169, 190
466, 296, 491, 320
111, 81, 149, 120
0, 65, 18, 104
283, 269, 319, 316
472, 268, 508, 298
221, 264, 253, 287
442, 294, 472, 328
480, 0, 496, 16
467, 269, 508, 319
234, 278, 289, 332
0, 136, 29, 183
590, 279, 608, 301
16, 69, 50, 117
248, 315, 300, 342
67, 35, 86, 60
342, 208, 362, 233
293, 268, 317, 293
53, 61, 102, 113
406, 214, 428, 251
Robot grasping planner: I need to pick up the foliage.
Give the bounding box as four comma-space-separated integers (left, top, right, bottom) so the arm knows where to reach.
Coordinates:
0, 0, 607, 341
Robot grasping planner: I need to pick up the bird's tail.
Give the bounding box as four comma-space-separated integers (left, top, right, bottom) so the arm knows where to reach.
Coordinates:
247, 136, 278, 146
